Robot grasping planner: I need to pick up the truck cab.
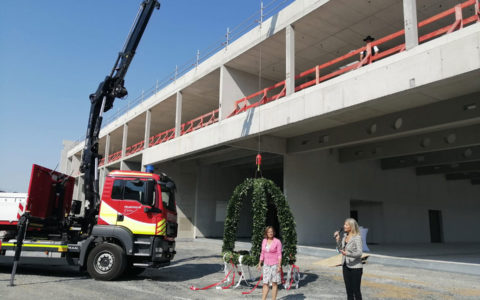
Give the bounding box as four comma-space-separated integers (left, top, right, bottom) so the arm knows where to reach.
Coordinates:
83, 170, 178, 280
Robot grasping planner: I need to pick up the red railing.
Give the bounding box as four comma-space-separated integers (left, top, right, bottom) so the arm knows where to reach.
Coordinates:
227, 81, 286, 118
101, 150, 122, 165
149, 127, 176, 147
181, 108, 219, 135
228, 0, 480, 117
125, 140, 145, 157
99, 150, 122, 166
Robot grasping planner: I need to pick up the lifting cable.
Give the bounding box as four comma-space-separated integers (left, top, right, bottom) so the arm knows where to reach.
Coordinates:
255, 9, 263, 178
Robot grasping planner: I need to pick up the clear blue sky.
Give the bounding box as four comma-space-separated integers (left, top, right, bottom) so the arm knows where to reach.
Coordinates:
0, 0, 287, 192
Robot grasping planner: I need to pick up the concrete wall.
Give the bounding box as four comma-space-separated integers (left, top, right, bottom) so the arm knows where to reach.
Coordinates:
120, 161, 141, 171
219, 66, 276, 120
195, 164, 253, 238
284, 149, 480, 245
155, 161, 198, 239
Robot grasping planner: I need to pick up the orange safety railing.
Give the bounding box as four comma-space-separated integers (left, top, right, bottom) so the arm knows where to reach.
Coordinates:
227, 81, 286, 118
149, 127, 176, 147
103, 150, 122, 164
125, 140, 145, 157
181, 109, 219, 135
228, 0, 480, 117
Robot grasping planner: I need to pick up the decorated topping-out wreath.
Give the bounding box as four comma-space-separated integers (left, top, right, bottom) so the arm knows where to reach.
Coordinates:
222, 177, 297, 266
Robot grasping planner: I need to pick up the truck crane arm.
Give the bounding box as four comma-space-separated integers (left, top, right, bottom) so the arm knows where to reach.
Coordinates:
80, 0, 160, 233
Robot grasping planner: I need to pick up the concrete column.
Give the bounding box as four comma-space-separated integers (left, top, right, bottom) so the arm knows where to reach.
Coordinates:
403, 0, 419, 50
193, 163, 201, 239
286, 24, 295, 96
122, 123, 128, 158
72, 154, 81, 175
99, 168, 105, 192
175, 91, 183, 137
105, 134, 111, 164
218, 65, 226, 120
66, 157, 73, 175
144, 109, 151, 149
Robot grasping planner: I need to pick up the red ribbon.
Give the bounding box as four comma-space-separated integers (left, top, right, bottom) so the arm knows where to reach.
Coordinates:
190, 261, 235, 291
241, 274, 263, 295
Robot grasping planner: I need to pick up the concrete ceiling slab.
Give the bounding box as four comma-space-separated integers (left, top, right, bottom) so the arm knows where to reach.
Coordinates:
126, 113, 146, 146
150, 95, 176, 134
108, 126, 124, 154
181, 69, 220, 122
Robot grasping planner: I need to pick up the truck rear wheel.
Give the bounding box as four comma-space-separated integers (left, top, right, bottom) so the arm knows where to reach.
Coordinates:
87, 243, 126, 281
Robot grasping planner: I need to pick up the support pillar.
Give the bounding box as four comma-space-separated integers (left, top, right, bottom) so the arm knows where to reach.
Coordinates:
105, 134, 111, 164
286, 24, 295, 96
122, 123, 128, 158
175, 91, 183, 137
403, 0, 419, 50
193, 163, 200, 239
144, 109, 151, 149
218, 65, 226, 120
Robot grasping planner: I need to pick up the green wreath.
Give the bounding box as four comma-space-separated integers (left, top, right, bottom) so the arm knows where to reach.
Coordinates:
222, 177, 297, 266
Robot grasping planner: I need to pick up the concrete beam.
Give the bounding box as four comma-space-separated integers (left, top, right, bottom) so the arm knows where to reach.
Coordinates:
218, 153, 281, 169
416, 161, 480, 176
445, 172, 480, 180
144, 109, 151, 150
199, 149, 253, 166
175, 91, 183, 137
286, 24, 295, 96
339, 123, 480, 163
229, 135, 286, 155
288, 92, 480, 154
381, 145, 480, 170
403, 0, 419, 50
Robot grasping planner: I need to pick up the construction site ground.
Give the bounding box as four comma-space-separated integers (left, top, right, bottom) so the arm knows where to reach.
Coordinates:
1, 239, 479, 299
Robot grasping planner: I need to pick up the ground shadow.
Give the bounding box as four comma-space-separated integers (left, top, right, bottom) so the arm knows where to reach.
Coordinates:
296, 272, 319, 288
141, 263, 223, 282
279, 294, 306, 300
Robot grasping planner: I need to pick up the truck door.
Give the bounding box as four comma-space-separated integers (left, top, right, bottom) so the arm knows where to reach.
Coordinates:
109, 178, 158, 235
159, 182, 178, 238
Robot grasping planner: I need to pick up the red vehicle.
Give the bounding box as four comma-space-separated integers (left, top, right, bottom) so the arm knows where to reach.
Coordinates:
0, 0, 178, 284
0, 165, 177, 281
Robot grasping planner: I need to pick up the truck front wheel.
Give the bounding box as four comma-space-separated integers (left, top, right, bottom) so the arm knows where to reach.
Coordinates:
87, 243, 127, 281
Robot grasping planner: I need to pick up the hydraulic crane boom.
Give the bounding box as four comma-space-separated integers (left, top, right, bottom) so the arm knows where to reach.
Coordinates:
80, 0, 160, 233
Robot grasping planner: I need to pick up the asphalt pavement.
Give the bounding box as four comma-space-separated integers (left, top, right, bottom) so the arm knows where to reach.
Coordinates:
1, 239, 479, 299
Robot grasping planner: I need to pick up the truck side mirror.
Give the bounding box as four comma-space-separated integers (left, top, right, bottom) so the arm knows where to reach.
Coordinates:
144, 179, 156, 206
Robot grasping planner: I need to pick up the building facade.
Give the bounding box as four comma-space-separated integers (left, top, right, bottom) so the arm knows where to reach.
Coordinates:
62, 0, 480, 245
